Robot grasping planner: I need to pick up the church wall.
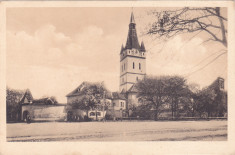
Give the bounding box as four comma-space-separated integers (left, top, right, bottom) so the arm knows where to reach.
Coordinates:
119, 82, 133, 92
126, 57, 146, 74
120, 55, 146, 92
127, 92, 141, 106
121, 56, 146, 75
21, 105, 66, 121
126, 73, 145, 84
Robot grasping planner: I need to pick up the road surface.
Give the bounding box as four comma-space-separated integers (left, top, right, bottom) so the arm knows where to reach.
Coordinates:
7, 120, 227, 141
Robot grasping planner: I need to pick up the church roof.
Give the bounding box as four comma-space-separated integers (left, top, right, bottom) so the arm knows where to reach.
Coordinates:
127, 84, 138, 93
120, 44, 124, 54
125, 12, 141, 50
140, 41, 146, 52
130, 12, 135, 23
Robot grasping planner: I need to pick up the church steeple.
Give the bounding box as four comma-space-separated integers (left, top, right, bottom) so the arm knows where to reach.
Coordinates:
125, 12, 140, 50
120, 44, 124, 54
140, 41, 146, 52
119, 11, 146, 93
130, 12, 135, 24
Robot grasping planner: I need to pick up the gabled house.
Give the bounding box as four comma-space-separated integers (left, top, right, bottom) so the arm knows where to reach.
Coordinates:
66, 81, 104, 104
6, 88, 34, 122
66, 82, 127, 119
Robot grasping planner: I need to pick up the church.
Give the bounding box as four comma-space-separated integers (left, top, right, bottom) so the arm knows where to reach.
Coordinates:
66, 12, 226, 120
119, 12, 146, 111
66, 12, 145, 119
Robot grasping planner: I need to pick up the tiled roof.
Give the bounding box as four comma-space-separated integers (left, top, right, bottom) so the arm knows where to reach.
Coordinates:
32, 97, 54, 105
66, 81, 101, 97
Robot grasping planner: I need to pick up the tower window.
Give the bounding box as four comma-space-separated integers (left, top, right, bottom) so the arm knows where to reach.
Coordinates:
136, 77, 138, 81
124, 63, 125, 70
133, 62, 135, 69
139, 63, 141, 70
122, 65, 123, 72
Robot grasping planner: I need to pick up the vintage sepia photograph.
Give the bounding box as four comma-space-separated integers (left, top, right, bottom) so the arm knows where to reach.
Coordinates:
5, 6, 229, 143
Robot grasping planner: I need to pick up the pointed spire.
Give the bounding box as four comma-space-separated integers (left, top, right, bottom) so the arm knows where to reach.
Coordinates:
130, 11, 135, 24
125, 12, 140, 50
120, 44, 124, 54
140, 41, 146, 52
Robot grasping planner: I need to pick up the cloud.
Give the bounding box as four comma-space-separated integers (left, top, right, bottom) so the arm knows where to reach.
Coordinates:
7, 22, 226, 103
146, 34, 227, 89
7, 24, 122, 102
146, 35, 207, 76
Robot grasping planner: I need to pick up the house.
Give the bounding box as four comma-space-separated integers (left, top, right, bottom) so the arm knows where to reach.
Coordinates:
106, 92, 127, 119
66, 82, 127, 120
6, 88, 66, 122
6, 88, 33, 122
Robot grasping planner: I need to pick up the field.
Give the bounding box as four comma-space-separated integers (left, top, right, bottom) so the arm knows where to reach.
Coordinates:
7, 120, 227, 141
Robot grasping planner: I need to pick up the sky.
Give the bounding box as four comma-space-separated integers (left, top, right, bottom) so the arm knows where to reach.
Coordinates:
6, 7, 227, 103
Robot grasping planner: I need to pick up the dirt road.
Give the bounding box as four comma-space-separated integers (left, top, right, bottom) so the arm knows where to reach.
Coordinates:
7, 120, 227, 141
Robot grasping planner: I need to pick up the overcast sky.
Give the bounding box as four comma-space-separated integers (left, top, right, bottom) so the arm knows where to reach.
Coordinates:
6, 7, 227, 103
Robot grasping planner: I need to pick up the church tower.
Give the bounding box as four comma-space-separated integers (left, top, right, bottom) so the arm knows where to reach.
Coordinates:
119, 12, 146, 92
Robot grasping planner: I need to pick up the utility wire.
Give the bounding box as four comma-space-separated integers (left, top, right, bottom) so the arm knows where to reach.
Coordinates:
160, 30, 203, 67
185, 49, 227, 71
184, 51, 227, 78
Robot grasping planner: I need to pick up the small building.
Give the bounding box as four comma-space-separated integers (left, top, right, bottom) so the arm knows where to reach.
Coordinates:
13, 91, 66, 122
106, 92, 127, 119
6, 88, 33, 122
66, 82, 127, 120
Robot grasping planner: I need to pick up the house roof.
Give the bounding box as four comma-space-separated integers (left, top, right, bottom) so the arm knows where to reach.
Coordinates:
112, 92, 126, 100
66, 81, 107, 97
6, 88, 34, 105
32, 97, 54, 105
67, 81, 96, 97
21, 89, 34, 102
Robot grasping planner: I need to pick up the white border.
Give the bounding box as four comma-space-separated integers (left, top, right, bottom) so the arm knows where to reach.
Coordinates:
0, 1, 234, 155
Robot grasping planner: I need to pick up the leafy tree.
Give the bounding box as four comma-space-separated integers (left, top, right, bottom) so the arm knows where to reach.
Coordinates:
147, 7, 227, 47
136, 76, 169, 120
199, 79, 227, 117
6, 87, 24, 122
71, 83, 109, 116
164, 76, 190, 119
183, 83, 201, 117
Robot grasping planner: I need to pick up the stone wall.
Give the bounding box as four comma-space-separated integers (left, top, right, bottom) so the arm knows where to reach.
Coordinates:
21, 105, 67, 121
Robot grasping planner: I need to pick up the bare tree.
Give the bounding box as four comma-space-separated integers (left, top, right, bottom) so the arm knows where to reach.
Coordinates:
147, 7, 227, 47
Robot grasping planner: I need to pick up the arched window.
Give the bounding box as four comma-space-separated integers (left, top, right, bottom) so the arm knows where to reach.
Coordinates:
139, 63, 141, 70
136, 77, 138, 81
122, 65, 123, 72
124, 63, 125, 70
133, 62, 135, 69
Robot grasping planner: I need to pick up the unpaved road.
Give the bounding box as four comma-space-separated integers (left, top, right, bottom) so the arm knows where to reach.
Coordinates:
7, 120, 227, 141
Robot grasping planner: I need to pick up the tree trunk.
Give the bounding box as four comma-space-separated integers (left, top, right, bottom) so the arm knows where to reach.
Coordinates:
216, 7, 227, 47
